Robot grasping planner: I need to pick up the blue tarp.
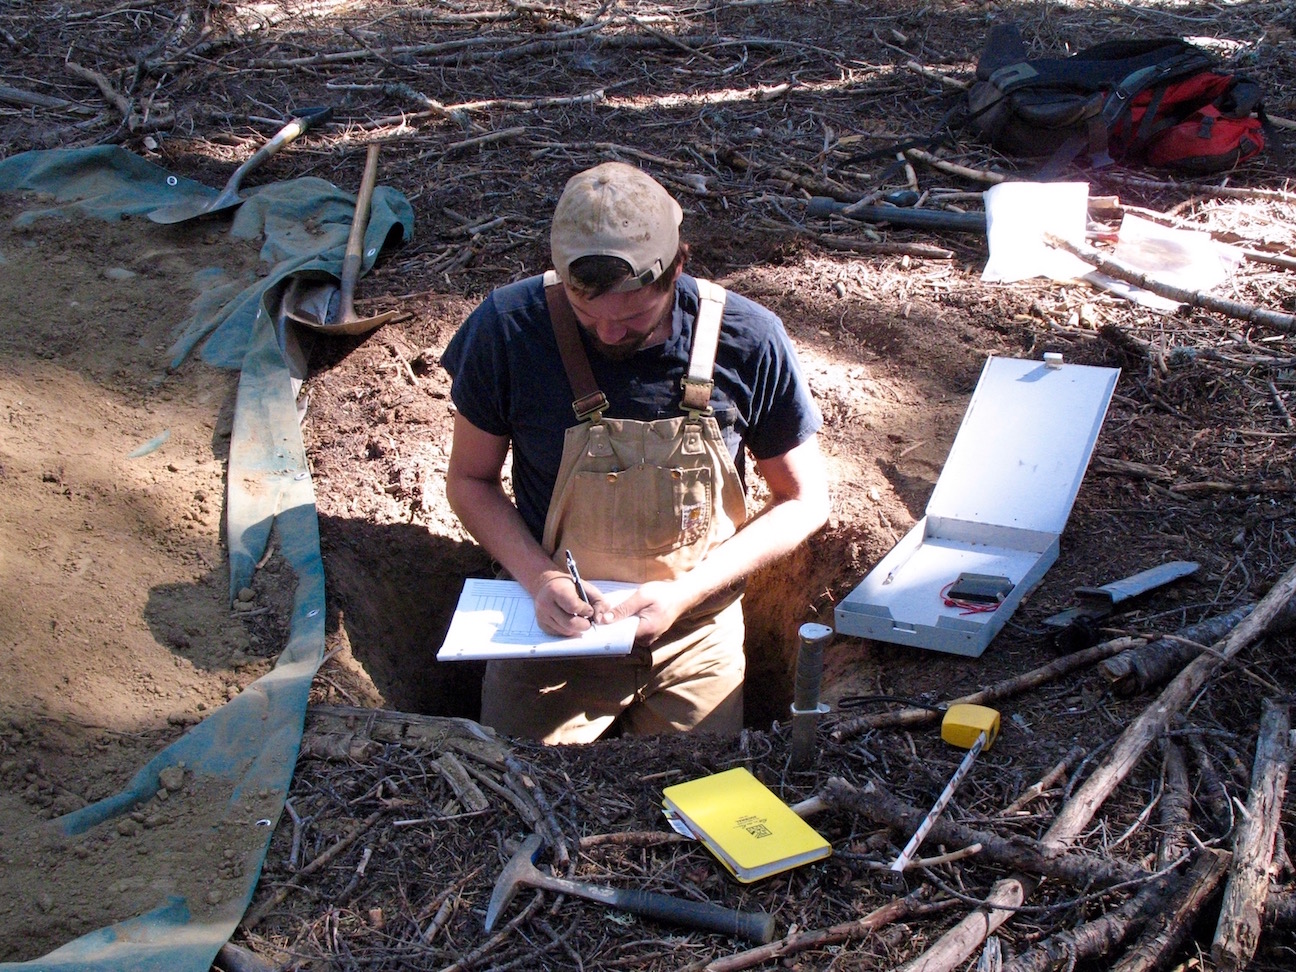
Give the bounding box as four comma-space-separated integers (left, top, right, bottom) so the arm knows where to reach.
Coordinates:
0, 147, 414, 971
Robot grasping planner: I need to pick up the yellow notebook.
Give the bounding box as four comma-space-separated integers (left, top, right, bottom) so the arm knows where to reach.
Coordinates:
662, 767, 832, 883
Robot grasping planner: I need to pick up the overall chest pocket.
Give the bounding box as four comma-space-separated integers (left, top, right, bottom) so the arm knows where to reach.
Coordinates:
566, 463, 714, 556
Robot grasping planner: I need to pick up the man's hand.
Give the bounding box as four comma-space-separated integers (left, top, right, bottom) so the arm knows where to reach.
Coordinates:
532, 571, 613, 636
606, 580, 688, 646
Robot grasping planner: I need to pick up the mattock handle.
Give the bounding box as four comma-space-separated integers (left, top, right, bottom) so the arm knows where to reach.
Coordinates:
539, 873, 777, 943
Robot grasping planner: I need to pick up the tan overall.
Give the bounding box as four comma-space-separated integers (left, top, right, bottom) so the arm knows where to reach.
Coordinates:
479, 275, 750, 744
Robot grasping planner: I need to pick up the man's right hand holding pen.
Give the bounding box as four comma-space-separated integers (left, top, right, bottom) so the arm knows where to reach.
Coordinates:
528, 549, 613, 636
564, 549, 596, 629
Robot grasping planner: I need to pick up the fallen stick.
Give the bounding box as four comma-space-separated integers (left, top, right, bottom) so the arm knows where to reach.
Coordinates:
1093, 455, 1173, 483
1188, 734, 1236, 833
414, 865, 481, 944
832, 636, 1142, 741
1099, 603, 1279, 695
1000, 867, 1179, 972
578, 831, 690, 850
898, 561, 1296, 972
1169, 479, 1296, 496
904, 147, 1006, 185
1052, 564, 1296, 844
1264, 891, 1296, 926
1106, 599, 1296, 696
1098, 171, 1296, 204
629, 14, 722, 64
1002, 738, 1212, 972
241, 809, 385, 931
1268, 378, 1295, 428
1156, 740, 1193, 870
434, 891, 547, 972
299, 730, 381, 763
248, 21, 607, 69
0, 83, 96, 113
63, 60, 173, 132
702, 891, 953, 972
1212, 698, 1293, 971
805, 231, 957, 260
505, 755, 570, 867
64, 60, 131, 122
1046, 233, 1296, 333
757, 219, 957, 260
1005, 739, 1204, 972
525, 139, 688, 169
716, 146, 862, 202
445, 125, 528, 154
1110, 849, 1232, 972
432, 753, 490, 812
999, 747, 1083, 817
461, 760, 559, 853
820, 777, 1149, 889
1239, 248, 1296, 272
904, 60, 969, 91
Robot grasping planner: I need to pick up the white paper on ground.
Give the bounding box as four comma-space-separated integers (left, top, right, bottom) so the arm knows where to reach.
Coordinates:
1083, 213, 1245, 312
981, 181, 1093, 283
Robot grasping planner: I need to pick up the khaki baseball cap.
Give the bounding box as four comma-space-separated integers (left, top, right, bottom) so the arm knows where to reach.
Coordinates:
550, 162, 683, 291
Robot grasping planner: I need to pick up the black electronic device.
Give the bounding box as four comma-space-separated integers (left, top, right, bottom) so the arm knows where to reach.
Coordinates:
946, 573, 1014, 605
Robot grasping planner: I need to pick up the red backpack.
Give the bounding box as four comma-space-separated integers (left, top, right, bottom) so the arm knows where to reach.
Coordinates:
1130, 71, 1266, 172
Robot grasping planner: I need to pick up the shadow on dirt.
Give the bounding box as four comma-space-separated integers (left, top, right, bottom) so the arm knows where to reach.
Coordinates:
318, 515, 492, 719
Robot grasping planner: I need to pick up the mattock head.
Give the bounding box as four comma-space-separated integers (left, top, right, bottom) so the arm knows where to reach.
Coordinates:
484, 833, 545, 932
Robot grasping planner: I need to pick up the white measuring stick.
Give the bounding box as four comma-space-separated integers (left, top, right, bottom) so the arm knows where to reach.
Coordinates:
890, 730, 987, 872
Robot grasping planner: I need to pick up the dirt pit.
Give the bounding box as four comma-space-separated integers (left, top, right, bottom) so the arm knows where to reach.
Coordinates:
0, 184, 982, 963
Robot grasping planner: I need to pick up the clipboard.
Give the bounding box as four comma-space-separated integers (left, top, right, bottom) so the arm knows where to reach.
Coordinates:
436, 577, 641, 661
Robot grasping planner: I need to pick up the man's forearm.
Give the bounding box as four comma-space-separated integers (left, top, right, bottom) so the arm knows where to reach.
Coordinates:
445, 477, 562, 597
676, 493, 829, 609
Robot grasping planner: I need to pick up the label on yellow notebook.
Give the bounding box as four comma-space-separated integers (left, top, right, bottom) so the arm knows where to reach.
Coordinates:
662, 767, 832, 883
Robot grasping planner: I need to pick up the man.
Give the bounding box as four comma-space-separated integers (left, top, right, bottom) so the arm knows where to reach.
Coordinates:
442, 161, 829, 744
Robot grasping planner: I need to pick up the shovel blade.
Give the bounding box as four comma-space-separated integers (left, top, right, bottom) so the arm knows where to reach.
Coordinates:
282, 277, 340, 329
282, 276, 402, 336
146, 188, 243, 225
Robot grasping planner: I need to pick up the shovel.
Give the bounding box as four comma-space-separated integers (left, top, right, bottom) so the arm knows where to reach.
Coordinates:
147, 106, 332, 224
282, 142, 403, 336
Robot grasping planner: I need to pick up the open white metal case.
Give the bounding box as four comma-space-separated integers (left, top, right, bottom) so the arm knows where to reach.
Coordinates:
834, 354, 1120, 657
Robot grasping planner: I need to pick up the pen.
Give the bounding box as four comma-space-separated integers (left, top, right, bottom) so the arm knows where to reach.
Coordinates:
564, 549, 594, 623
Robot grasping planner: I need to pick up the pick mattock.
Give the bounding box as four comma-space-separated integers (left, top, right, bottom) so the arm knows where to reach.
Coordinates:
890, 703, 1001, 872
485, 833, 776, 943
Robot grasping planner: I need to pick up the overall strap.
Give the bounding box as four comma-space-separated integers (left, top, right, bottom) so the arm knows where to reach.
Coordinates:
680, 279, 726, 416
543, 270, 608, 422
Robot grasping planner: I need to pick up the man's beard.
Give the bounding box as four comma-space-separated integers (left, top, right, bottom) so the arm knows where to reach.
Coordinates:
583, 307, 671, 361
587, 331, 652, 361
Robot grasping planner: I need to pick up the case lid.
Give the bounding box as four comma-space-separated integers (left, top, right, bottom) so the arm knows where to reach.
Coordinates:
926, 356, 1118, 536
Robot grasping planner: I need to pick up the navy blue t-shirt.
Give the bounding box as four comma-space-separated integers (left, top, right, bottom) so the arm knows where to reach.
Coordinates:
441, 274, 822, 540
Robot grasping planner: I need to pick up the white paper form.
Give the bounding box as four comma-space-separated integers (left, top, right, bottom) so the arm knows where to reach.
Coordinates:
436, 577, 641, 661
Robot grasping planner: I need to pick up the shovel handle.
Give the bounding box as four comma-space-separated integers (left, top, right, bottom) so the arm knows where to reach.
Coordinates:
337, 142, 382, 317
220, 105, 333, 193
535, 873, 776, 943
